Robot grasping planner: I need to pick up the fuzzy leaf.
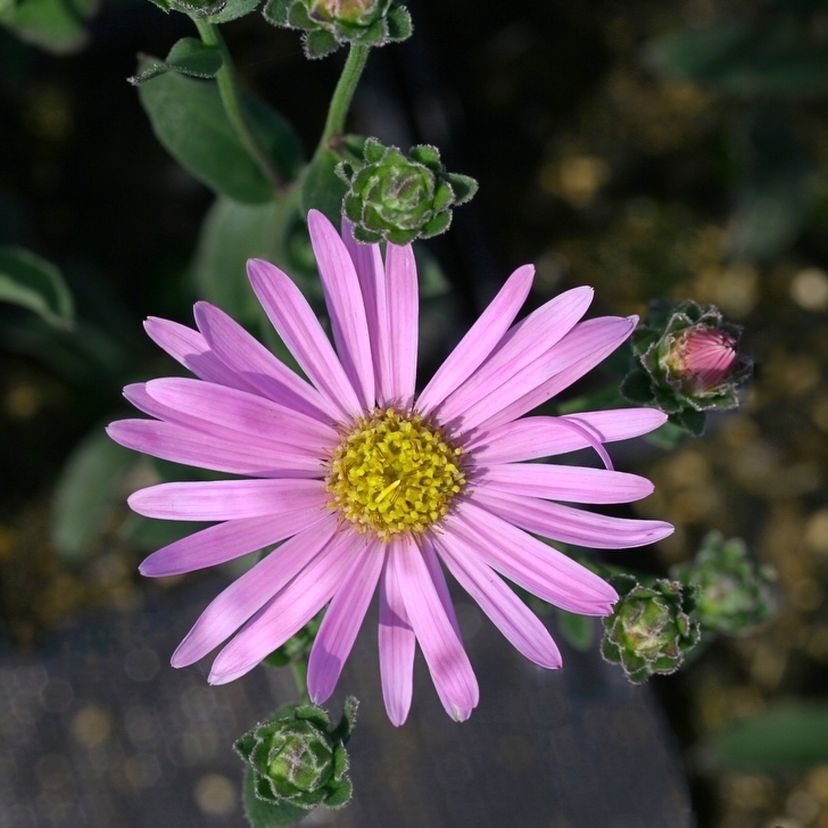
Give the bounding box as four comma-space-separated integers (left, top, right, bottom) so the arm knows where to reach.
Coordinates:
129, 38, 223, 86
206, 0, 259, 22
243, 769, 307, 826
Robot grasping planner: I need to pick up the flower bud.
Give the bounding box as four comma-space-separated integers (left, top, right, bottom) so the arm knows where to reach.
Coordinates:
671, 531, 776, 636
601, 575, 700, 683
235, 699, 357, 813
621, 300, 752, 435
336, 138, 478, 244
263, 0, 412, 58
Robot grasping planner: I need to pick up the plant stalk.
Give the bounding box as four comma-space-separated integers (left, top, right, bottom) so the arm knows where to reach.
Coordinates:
316, 44, 370, 155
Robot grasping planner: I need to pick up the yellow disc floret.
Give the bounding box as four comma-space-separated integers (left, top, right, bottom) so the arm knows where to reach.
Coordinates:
326, 409, 466, 541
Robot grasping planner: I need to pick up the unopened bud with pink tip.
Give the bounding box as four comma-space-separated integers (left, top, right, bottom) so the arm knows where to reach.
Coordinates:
622, 300, 752, 435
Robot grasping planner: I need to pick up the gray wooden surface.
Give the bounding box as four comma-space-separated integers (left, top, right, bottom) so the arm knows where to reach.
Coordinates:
0, 576, 694, 827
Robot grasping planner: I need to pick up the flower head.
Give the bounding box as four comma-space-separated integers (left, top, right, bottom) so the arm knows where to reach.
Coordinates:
109, 210, 672, 724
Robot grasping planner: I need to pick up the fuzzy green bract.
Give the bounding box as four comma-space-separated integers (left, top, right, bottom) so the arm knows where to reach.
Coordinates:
622, 299, 752, 435
336, 138, 478, 244
235, 698, 357, 821
263, 0, 412, 58
601, 575, 700, 683
672, 531, 776, 636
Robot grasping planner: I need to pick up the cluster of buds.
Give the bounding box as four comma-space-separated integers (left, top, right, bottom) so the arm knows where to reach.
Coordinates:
235, 699, 357, 819
622, 300, 752, 435
601, 575, 700, 683
336, 138, 478, 244
672, 531, 775, 636
264, 0, 413, 58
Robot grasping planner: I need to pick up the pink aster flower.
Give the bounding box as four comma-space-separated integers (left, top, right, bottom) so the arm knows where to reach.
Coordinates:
108, 209, 672, 725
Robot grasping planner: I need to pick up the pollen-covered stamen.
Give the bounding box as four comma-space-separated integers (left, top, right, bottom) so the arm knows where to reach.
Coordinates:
326, 408, 466, 540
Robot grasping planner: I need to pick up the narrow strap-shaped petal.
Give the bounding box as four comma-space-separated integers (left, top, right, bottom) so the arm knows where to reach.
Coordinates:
128, 478, 326, 520
435, 286, 593, 424
341, 218, 391, 403
433, 533, 562, 668
468, 408, 668, 463
378, 553, 416, 727
473, 316, 637, 435
207, 531, 364, 685
171, 516, 337, 668
416, 265, 535, 415
107, 419, 323, 478
445, 501, 617, 614
143, 317, 255, 393
421, 536, 462, 640
194, 301, 338, 423
145, 377, 339, 449
395, 534, 478, 722
308, 210, 375, 410
140, 507, 329, 577
384, 244, 419, 408
247, 259, 362, 419
449, 316, 633, 436
470, 488, 674, 549
473, 463, 654, 503
307, 539, 384, 704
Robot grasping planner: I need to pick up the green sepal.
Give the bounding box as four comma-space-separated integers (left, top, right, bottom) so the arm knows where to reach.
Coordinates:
420, 210, 451, 238
261, 0, 290, 25
322, 777, 353, 809
243, 768, 308, 827
303, 27, 339, 59
445, 172, 478, 205
409, 143, 442, 171
385, 226, 419, 244
353, 225, 382, 243
234, 731, 258, 762
671, 407, 706, 436
385, 3, 411, 40
619, 369, 653, 403
432, 180, 455, 212
363, 137, 386, 163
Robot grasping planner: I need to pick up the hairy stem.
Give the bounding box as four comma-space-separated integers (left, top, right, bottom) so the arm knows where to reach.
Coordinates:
316, 44, 370, 155
194, 20, 282, 190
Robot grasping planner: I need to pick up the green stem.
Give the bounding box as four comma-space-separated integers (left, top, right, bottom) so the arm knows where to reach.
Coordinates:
194, 20, 282, 191
315, 44, 370, 156
290, 657, 310, 702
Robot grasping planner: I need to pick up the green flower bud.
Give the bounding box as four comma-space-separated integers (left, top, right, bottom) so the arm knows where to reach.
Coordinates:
602, 575, 700, 683
621, 300, 752, 435
671, 531, 776, 636
336, 138, 478, 244
263, 0, 412, 58
235, 699, 357, 815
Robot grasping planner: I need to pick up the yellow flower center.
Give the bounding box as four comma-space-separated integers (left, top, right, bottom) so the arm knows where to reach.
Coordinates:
326, 409, 466, 541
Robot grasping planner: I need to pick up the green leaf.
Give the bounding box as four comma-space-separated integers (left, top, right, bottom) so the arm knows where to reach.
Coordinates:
556, 610, 595, 652
51, 429, 137, 564
301, 150, 348, 223
137, 69, 302, 203
129, 39, 223, 86
206, 0, 259, 23
0, 246, 74, 328
708, 703, 828, 771
191, 197, 282, 324
242, 768, 308, 826
2, 0, 98, 54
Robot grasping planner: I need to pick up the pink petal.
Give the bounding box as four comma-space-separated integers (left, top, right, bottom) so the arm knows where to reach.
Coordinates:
473, 463, 654, 504
143, 317, 254, 393
378, 554, 416, 727
207, 531, 364, 685
139, 508, 329, 577
435, 286, 593, 425
384, 244, 419, 407
194, 301, 338, 423
171, 516, 337, 667
474, 316, 637, 434
145, 377, 338, 449
307, 539, 384, 704
449, 315, 633, 436
421, 537, 462, 640
445, 501, 617, 614
416, 265, 535, 415
433, 533, 562, 668
394, 534, 478, 722
468, 408, 668, 464
247, 259, 362, 419
107, 419, 323, 477
127, 478, 327, 521
341, 218, 391, 403
308, 210, 375, 410
471, 488, 674, 549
